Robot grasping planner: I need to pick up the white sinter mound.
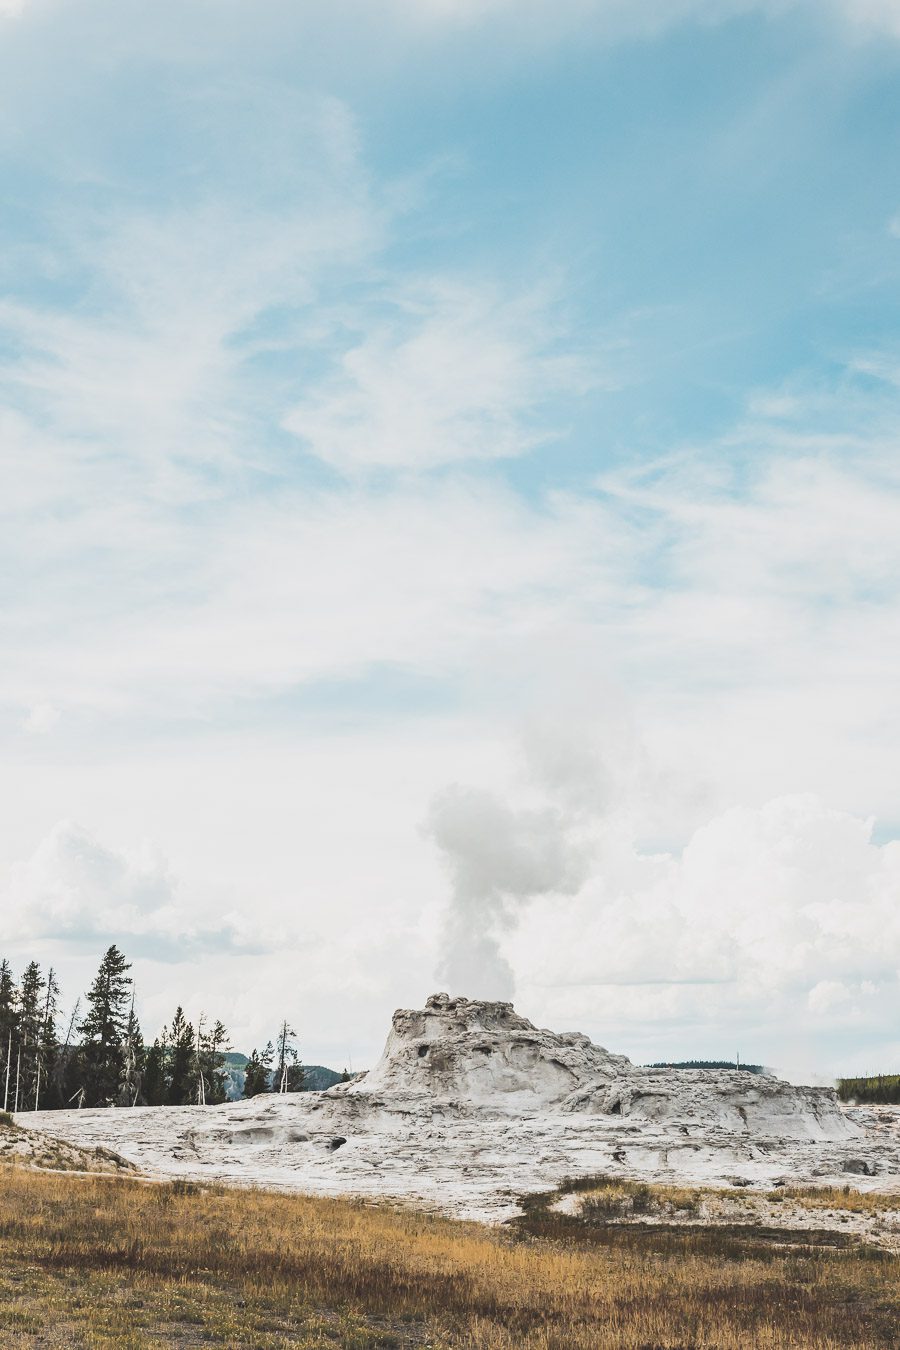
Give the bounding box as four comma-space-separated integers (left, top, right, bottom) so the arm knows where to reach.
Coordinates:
26, 994, 900, 1221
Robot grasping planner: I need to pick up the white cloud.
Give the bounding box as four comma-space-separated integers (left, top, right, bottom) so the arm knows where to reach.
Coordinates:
808, 980, 855, 1015
283, 281, 592, 473
1, 821, 270, 960
834, 0, 900, 36
0, 476, 619, 719
0, 164, 382, 497
506, 792, 900, 1073
419, 644, 900, 1055
21, 702, 59, 734
2, 406, 899, 833
393, 0, 900, 42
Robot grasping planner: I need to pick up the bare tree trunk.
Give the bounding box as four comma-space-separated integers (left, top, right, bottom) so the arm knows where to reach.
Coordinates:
54, 998, 80, 1105
278, 1021, 288, 1093
14, 1043, 22, 1114
34, 973, 54, 1112
196, 1016, 206, 1106
3, 1031, 10, 1113
62, 999, 80, 1052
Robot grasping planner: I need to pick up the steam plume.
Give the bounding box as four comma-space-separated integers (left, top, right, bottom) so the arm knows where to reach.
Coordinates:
426, 783, 587, 998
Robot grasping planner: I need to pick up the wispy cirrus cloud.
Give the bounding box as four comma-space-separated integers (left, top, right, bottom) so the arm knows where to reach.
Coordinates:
834, 0, 900, 37
0, 133, 384, 495
283, 280, 595, 474
392, 0, 900, 41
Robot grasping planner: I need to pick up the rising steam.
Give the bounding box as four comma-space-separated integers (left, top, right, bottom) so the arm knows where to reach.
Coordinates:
425, 783, 588, 998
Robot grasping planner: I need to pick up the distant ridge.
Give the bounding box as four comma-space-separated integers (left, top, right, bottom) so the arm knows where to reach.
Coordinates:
222, 1054, 345, 1100
647, 1060, 767, 1075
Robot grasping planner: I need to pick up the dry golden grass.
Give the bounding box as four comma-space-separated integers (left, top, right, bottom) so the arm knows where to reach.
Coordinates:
560, 1173, 900, 1220
777, 1185, 900, 1214
0, 1167, 898, 1348
566, 1176, 703, 1218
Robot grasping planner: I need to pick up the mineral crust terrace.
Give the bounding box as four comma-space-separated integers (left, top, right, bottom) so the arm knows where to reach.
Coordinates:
24, 993, 900, 1222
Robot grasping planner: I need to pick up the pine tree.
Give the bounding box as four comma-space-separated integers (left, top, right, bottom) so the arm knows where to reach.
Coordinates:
33, 968, 60, 1110
143, 1037, 167, 1106
166, 1007, 195, 1106
0, 960, 16, 1113
243, 1042, 273, 1098
118, 1002, 145, 1106
197, 1018, 231, 1105
78, 945, 132, 1106
17, 962, 45, 1111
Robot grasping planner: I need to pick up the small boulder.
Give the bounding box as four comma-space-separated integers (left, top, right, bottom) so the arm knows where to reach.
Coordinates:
842, 1158, 876, 1176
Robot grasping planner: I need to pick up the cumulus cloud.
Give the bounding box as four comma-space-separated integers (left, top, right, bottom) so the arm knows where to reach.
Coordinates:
426, 688, 900, 1073
1, 822, 272, 960
510, 792, 900, 1068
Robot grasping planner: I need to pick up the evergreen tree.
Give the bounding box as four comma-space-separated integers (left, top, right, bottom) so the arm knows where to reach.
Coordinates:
78, 945, 132, 1107
197, 1018, 231, 1105
0, 960, 16, 1112
0, 960, 15, 1043
166, 1007, 195, 1106
33, 968, 60, 1110
143, 1037, 167, 1106
17, 962, 45, 1111
243, 1042, 273, 1097
118, 1003, 145, 1106
0, 945, 256, 1113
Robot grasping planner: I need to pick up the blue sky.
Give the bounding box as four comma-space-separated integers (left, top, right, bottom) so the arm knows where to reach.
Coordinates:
1, 0, 899, 1077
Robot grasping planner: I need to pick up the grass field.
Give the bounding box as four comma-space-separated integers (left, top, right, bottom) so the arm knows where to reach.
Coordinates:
0, 1167, 899, 1348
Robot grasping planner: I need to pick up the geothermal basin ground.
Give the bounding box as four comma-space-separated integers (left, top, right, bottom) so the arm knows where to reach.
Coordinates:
22, 995, 900, 1229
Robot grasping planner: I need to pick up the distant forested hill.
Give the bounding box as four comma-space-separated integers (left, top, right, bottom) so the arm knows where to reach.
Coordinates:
223, 1053, 345, 1100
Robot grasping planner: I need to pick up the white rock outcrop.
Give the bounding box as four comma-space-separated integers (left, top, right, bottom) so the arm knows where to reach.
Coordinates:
340, 992, 630, 1108
335, 994, 851, 1138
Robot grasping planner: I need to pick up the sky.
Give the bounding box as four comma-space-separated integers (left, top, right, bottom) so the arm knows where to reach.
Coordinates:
1, 0, 899, 1080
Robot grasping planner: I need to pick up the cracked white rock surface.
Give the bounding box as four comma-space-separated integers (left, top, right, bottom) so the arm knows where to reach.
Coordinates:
23, 994, 900, 1222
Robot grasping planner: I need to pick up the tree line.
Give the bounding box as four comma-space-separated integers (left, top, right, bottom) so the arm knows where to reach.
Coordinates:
837, 1074, 900, 1105
646, 1060, 765, 1074
0, 945, 303, 1111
